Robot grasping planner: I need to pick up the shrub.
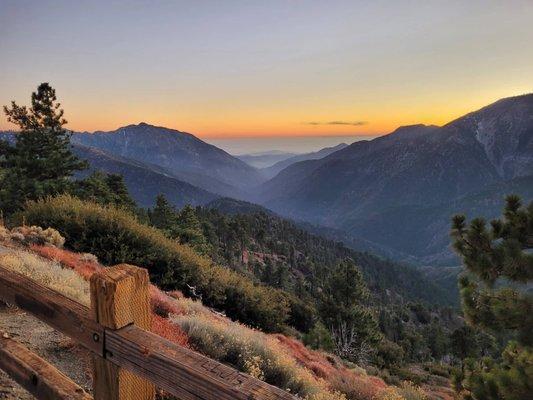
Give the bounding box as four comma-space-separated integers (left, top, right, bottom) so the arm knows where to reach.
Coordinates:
303, 322, 335, 352
0, 250, 89, 305
0, 225, 65, 247
31, 245, 102, 280
374, 340, 405, 369
330, 371, 388, 400
22, 195, 291, 332
152, 315, 188, 347
396, 381, 427, 400
11, 225, 65, 247
173, 314, 344, 400
0, 226, 9, 242
377, 382, 427, 400
377, 388, 405, 400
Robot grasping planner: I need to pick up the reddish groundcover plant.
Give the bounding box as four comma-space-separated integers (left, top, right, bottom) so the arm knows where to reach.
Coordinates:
31, 245, 189, 348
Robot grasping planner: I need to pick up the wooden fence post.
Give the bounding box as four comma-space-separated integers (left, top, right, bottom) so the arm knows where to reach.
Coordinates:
90, 264, 155, 400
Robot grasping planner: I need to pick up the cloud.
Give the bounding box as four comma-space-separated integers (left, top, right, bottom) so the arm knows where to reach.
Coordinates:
303, 120, 367, 126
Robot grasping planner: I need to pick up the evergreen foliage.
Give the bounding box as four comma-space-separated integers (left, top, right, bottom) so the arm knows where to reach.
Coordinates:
72, 171, 136, 211
149, 194, 177, 231
148, 202, 463, 365
22, 195, 296, 332
0, 83, 87, 213
319, 259, 381, 361
451, 195, 533, 399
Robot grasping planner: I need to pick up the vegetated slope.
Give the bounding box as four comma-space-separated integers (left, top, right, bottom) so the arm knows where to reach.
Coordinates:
202, 198, 455, 306
207, 198, 419, 263
262, 143, 348, 179
72, 123, 264, 197
1, 235, 428, 400
260, 94, 533, 264
346, 174, 533, 267
20, 195, 310, 333
73, 145, 218, 208
206, 197, 278, 216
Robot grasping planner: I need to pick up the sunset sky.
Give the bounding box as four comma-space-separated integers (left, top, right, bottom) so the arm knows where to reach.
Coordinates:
1, 0, 532, 142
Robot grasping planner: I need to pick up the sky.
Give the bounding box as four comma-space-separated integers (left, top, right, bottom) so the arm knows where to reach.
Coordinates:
1, 0, 532, 151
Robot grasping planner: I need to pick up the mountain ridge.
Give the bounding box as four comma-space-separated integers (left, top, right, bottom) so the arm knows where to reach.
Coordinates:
71, 123, 265, 198
258, 94, 533, 263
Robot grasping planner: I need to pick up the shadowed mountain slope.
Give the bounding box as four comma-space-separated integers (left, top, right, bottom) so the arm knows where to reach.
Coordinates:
72, 123, 264, 198
73, 145, 218, 208
261, 143, 349, 179
258, 94, 533, 263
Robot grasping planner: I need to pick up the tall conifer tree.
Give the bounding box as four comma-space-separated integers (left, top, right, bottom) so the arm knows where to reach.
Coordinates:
1, 83, 86, 213
451, 195, 532, 400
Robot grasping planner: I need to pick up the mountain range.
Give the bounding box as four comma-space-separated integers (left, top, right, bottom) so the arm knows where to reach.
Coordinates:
237, 150, 297, 169
71, 123, 264, 199
1, 94, 531, 266
258, 94, 533, 264
260, 143, 349, 179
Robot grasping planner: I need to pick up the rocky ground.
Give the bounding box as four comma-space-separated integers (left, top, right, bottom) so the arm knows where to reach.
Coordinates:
0, 293, 92, 399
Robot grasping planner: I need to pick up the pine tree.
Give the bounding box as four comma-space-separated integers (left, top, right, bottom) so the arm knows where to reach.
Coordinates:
1, 83, 87, 214
451, 195, 533, 400
73, 171, 136, 211
105, 173, 136, 211
149, 194, 176, 231
319, 258, 381, 362
174, 205, 210, 253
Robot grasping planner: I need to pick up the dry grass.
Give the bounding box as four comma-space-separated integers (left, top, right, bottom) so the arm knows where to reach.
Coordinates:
0, 250, 90, 306
173, 313, 346, 400
29, 244, 402, 400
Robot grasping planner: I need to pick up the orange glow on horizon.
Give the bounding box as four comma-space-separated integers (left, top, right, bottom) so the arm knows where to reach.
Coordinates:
1, 86, 530, 139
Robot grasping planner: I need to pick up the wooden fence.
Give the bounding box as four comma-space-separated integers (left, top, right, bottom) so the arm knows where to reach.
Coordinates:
0, 263, 296, 400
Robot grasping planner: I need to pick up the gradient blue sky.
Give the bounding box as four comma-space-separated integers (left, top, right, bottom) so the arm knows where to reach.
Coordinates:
1, 0, 532, 149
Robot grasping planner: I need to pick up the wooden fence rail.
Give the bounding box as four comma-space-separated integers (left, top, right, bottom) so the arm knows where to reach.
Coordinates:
0, 263, 296, 400
0, 333, 92, 400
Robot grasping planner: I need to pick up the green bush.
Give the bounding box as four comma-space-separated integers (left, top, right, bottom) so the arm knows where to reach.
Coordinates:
303, 322, 335, 352
22, 195, 292, 332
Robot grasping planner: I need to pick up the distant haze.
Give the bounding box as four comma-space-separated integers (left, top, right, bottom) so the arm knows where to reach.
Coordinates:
207, 135, 376, 155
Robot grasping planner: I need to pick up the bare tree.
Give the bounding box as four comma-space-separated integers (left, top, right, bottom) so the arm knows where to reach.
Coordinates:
331, 321, 374, 365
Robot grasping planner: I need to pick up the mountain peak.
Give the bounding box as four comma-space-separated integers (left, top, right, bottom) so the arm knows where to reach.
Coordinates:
386, 124, 439, 140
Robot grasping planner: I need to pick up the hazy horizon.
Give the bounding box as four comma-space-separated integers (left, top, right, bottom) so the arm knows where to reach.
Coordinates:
207, 135, 377, 154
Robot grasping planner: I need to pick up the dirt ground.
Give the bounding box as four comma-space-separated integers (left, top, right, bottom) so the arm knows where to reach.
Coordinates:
0, 303, 93, 399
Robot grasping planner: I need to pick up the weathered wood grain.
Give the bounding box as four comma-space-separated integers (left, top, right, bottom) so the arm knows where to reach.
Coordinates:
0, 265, 104, 356
91, 264, 155, 400
0, 333, 92, 400
106, 325, 297, 400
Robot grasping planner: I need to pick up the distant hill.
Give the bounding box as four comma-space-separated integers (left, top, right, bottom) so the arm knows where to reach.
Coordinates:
258, 94, 533, 264
261, 143, 348, 179
206, 197, 277, 216
73, 145, 218, 208
72, 123, 265, 198
237, 151, 297, 168
0, 131, 219, 208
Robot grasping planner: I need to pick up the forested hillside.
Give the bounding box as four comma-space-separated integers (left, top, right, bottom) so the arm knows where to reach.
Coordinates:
198, 199, 455, 306
143, 194, 473, 371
